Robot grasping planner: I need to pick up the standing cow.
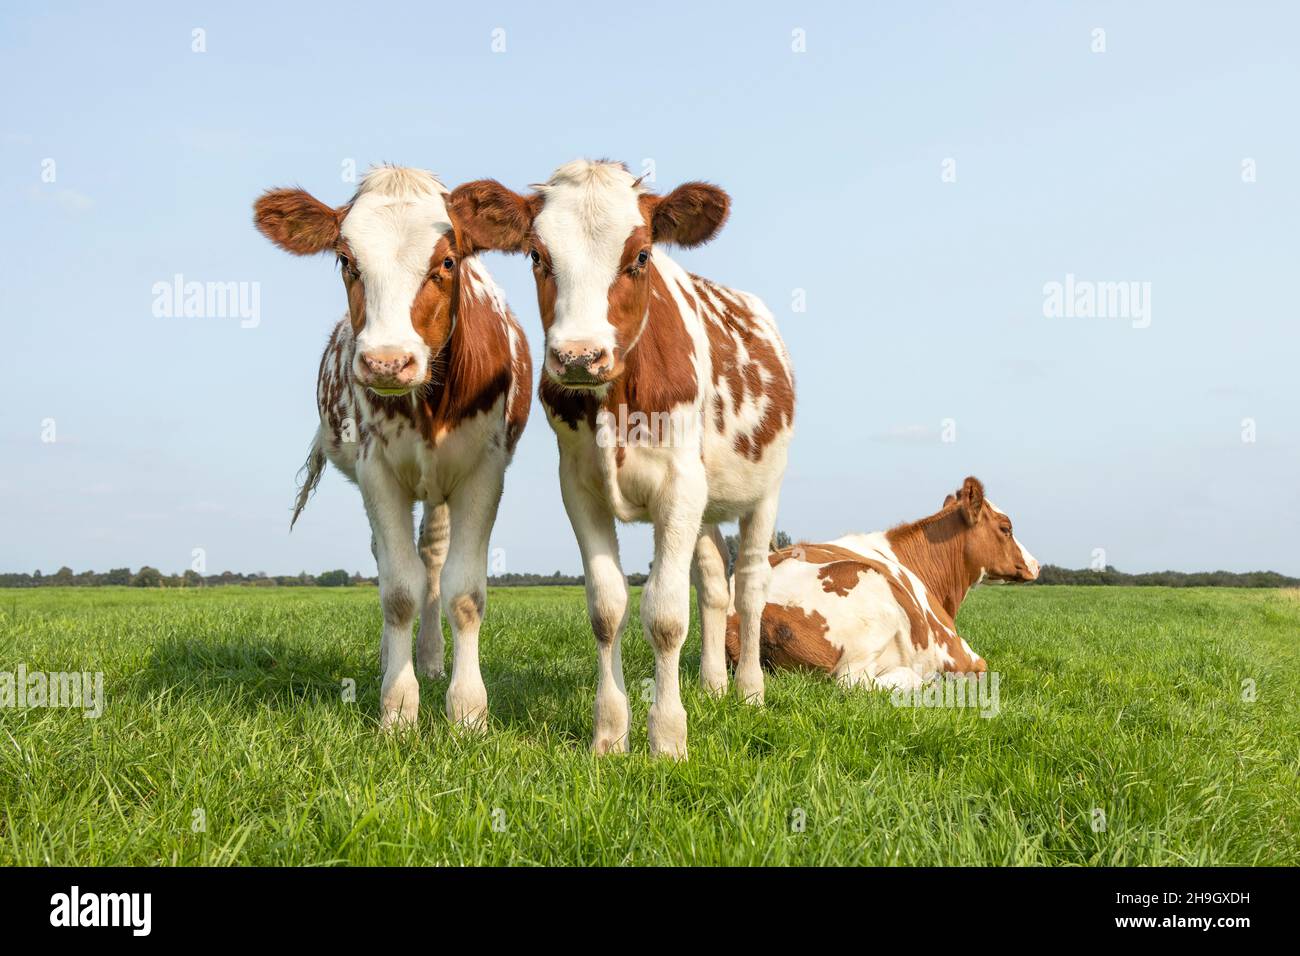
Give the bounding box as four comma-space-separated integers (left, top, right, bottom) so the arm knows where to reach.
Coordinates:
253, 166, 531, 731
726, 477, 1039, 688
450, 160, 794, 758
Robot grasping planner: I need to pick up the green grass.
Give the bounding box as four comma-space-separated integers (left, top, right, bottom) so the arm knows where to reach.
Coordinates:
1, 585, 1297, 865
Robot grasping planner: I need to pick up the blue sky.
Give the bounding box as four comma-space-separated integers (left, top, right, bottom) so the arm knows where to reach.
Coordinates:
2, 1, 1297, 577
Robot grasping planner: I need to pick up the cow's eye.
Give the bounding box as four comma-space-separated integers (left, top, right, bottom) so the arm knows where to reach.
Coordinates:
338, 254, 353, 273
530, 250, 541, 266
443, 257, 455, 271
1002, 526, 1013, 537
636, 249, 650, 267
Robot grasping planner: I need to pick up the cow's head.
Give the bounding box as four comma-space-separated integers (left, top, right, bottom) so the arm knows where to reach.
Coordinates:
449, 160, 729, 388
254, 167, 467, 396
944, 477, 1040, 582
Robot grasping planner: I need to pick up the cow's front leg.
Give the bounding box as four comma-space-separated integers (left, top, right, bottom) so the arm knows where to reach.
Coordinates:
416, 501, 450, 679
733, 491, 780, 704
643, 470, 707, 759
559, 465, 630, 754
441, 466, 504, 731
359, 462, 424, 730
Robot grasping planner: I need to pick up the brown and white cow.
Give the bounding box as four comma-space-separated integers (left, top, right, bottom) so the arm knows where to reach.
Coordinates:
253, 166, 531, 730
450, 160, 794, 758
725, 477, 1039, 689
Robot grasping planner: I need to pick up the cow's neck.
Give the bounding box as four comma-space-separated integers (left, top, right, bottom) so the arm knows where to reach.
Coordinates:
885, 510, 979, 620
603, 263, 698, 419
415, 274, 511, 436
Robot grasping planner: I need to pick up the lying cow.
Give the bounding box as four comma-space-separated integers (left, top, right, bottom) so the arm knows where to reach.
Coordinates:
725, 477, 1038, 689
253, 166, 532, 731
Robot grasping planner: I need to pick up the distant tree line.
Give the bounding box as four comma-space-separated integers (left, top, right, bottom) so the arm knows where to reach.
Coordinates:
1029, 565, 1299, 588
0, 566, 377, 589
0, 562, 1293, 590
0, 567, 650, 589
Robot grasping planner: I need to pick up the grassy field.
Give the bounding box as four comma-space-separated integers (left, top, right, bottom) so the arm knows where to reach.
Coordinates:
1, 585, 1296, 866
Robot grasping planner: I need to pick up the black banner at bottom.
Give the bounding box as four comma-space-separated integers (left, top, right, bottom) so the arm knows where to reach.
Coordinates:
0, 865, 1287, 942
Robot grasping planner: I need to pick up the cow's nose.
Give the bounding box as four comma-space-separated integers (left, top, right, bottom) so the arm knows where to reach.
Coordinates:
359, 349, 418, 385
548, 342, 611, 380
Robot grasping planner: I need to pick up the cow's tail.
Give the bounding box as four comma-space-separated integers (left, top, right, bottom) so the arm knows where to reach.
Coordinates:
290, 435, 327, 530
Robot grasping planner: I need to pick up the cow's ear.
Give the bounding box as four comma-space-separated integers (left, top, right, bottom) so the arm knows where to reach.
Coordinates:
254, 188, 340, 255
448, 180, 536, 254
943, 493, 958, 509
957, 477, 985, 525
648, 182, 730, 248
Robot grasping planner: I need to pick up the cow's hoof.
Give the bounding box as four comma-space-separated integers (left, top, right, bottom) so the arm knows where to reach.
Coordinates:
650, 740, 688, 761
735, 683, 765, 706
379, 674, 420, 730
700, 674, 729, 698
416, 661, 446, 680
648, 704, 688, 760
592, 695, 630, 755
446, 681, 488, 733
379, 699, 419, 732
591, 734, 630, 755
416, 628, 444, 679
379, 708, 418, 732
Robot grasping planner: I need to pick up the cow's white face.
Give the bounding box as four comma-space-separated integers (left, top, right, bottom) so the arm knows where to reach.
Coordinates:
530, 163, 648, 386
448, 160, 731, 388
339, 181, 456, 393
254, 167, 463, 396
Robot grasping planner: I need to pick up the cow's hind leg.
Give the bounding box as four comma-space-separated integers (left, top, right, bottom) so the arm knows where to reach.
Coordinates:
416, 502, 450, 679
642, 468, 707, 759
359, 464, 424, 730
733, 492, 780, 704
691, 524, 730, 697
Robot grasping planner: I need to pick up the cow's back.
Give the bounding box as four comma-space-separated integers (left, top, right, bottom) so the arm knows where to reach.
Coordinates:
670, 261, 795, 519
